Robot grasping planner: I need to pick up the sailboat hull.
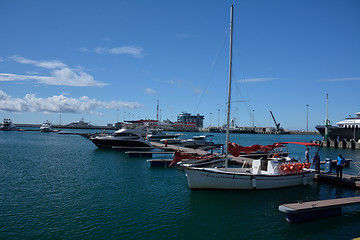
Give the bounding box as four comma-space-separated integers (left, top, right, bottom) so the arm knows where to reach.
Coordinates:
184, 167, 316, 190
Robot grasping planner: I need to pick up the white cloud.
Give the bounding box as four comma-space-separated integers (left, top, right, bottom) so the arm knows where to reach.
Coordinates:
146, 88, 156, 94
1, 56, 108, 87
79, 47, 89, 52
110, 46, 143, 58
168, 79, 205, 94
168, 79, 184, 88
320, 77, 360, 82
0, 73, 30, 82
0, 90, 142, 113
238, 78, 276, 83
192, 87, 202, 94
85, 46, 144, 58
175, 33, 190, 39
94, 47, 108, 54
0, 90, 29, 112
10, 55, 66, 69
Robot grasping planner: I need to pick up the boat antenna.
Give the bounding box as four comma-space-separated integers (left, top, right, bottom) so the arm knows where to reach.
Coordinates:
325, 93, 329, 141
225, 4, 234, 169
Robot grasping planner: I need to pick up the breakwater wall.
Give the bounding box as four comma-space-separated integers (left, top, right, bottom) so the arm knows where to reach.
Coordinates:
312, 140, 360, 150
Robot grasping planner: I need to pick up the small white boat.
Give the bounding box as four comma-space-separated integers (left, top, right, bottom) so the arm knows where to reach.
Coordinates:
40, 120, 53, 132
0, 118, 16, 131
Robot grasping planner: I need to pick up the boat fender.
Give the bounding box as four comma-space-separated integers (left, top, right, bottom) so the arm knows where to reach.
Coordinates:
280, 164, 285, 171
302, 174, 307, 185
251, 176, 256, 189
289, 164, 294, 173
298, 163, 303, 172
165, 140, 168, 147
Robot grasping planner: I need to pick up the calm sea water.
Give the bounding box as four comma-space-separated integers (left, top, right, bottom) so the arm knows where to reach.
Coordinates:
1, 130, 360, 239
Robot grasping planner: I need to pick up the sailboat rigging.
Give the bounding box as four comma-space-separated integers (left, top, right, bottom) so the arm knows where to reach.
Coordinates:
182, 5, 316, 190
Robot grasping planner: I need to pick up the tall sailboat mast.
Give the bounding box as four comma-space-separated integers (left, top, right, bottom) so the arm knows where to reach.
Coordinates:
225, 4, 234, 169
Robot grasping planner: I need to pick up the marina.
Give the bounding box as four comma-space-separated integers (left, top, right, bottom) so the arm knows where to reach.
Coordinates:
1, 128, 360, 239
1, 1, 360, 239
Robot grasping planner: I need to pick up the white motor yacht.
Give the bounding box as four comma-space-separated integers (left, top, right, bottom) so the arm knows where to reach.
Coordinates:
316, 112, 360, 141
0, 118, 16, 131
146, 128, 181, 141
40, 121, 53, 132
179, 135, 216, 148
90, 128, 153, 150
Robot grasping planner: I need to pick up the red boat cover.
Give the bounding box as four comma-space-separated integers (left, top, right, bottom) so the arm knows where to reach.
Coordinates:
170, 151, 214, 166
280, 142, 320, 147
227, 142, 285, 157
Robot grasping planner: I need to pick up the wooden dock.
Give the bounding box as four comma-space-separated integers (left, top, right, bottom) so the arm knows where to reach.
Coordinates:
320, 159, 352, 168
279, 196, 360, 223
149, 142, 211, 156
315, 172, 360, 189
124, 141, 211, 158
146, 159, 173, 167
124, 142, 215, 167
125, 151, 174, 158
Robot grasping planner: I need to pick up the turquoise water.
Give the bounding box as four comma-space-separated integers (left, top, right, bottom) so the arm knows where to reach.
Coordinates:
1, 130, 360, 239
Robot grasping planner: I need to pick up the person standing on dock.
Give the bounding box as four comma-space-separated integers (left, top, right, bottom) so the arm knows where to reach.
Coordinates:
336, 154, 346, 178
313, 152, 320, 174
305, 148, 310, 163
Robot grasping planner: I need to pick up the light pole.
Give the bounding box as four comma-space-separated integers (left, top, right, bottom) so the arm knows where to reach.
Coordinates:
325, 94, 330, 141
252, 110, 255, 128
217, 109, 220, 127
59, 108, 62, 125
210, 112, 212, 127
306, 104, 309, 131
117, 108, 119, 123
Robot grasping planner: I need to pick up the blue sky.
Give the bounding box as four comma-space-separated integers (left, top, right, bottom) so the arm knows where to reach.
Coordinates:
0, 0, 359, 130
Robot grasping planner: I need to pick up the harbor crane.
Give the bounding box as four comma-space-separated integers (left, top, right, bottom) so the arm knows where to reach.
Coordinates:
270, 111, 282, 131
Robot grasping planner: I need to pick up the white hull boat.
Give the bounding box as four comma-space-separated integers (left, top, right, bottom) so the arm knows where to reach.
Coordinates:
184, 159, 315, 190
146, 129, 181, 141
90, 127, 153, 150
40, 121, 53, 132
0, 118, 16, 131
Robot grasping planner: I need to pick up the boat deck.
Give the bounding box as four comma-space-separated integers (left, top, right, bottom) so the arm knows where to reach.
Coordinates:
150, 142, 210, 155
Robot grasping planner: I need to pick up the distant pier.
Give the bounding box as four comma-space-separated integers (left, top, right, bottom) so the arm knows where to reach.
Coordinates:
312, 140, 360, 150
15, 123, 117, 130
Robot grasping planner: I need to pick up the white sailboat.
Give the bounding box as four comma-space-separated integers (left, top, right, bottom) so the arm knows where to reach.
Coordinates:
183, 5, 316, 190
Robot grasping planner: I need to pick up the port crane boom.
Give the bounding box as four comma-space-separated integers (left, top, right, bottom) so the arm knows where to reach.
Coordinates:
270, 111, 281, 131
